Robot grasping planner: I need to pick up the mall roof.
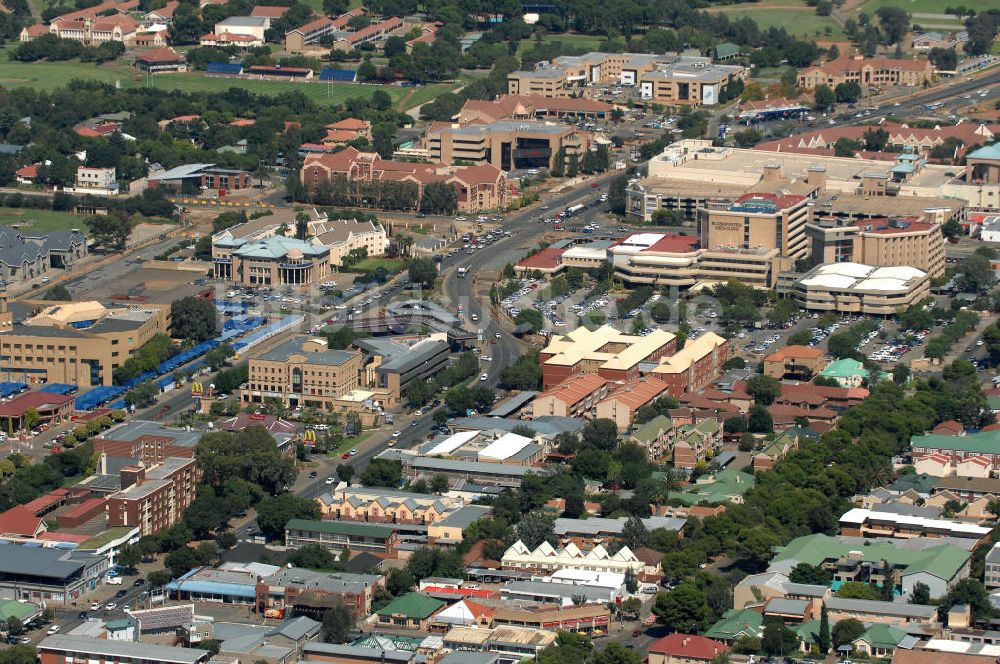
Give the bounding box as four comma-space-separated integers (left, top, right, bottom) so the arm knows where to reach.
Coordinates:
39, 635, 208, 663
799, 262, 926, 292
425, 430, 480, 456
257, 336, 359, 366
479, 432, 533, 461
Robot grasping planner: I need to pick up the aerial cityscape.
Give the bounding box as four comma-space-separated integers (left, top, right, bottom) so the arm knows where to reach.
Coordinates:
0, 1, 997, 663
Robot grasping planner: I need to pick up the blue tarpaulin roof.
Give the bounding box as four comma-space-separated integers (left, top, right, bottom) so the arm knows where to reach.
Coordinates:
0, 382, 27, 398
38, 383, 78, 395
156, 375, 175, 389
206, 62, 243, 75
75, 386, 126, 411
319, 68, 356, 81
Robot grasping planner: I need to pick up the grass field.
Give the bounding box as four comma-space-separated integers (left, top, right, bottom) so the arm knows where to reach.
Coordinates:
517, 33, 611, 56
351, 257, 406, 273
707, 0, 845, 39
0, 61, 439, 110
0, 209, 92, 234
852, 0, 1000, 19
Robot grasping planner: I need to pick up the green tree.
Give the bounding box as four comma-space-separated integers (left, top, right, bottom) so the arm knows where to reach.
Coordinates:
5, 616, 23, 636
819, 603, 831, 653
592, 642, 642, 664
0, 646, 37, 664
837, 581, 879, 600
515, 511, 557, 549
745, 375, 782, 405
762, 622, 798, 656
831, 618, 865, 649
789, 562, 832, 585
171, 296, 219, 341
813, 84, 835, 111
624, 568, 639, 594
43, 284, 71, 301
359, 458, 402, 487
408, 257, 438, 290
255, 493, 321, 541
86, 212, 131, 250
289, 544, 340, 570
320, 599, 353, 644
514, 308, 545, 332
910, 581, 931, 605
336, 463, 354, 484
652, 584, 711, 633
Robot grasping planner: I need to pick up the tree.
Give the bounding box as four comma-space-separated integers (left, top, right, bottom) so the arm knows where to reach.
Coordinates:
360, 458, 402, 487
747, 405, 773, 434
321, 599, 353, 644
957, 253, 994, 292
819, 603, 831, 653
813, 84, 835, 111
408, 257, 438, 290
216, 531, 237, 550
910, 581, 931, 605
650, 301, 671, 323
336, 463, 354, 484
582, 418, 619, 451
745, 375, 781, 405
592, 642, 642, 664
836, 581, 879, 600
430, 474, 450, 494
420, 181, 458, 214
762, 622, 798, 656
834, 81, 862, 103
255, 493, 320, 541
289, 544, 339, 570
515, 511, 557, 549
117, 543, 143, 571
6, 616, 23, 637
295, 212, 309, 240
620, 515, 649, 551
789, 562, 832, 585
831, 618, 865, 649
514, 309, 545, 333
876, 6, 910, 44
386, 568, 415, 595
0, 646, 37, 664
652, 584, 711, 633
43, 284, 71, 301
171, 296, 219, 341
624, 568, 639, 594
863, 127, 890, 152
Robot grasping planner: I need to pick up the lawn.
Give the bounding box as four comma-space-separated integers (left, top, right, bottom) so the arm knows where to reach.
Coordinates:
351, 257, 406, 273
329, 430, 373, 456
517, 33, 610, 56
0, 61, 433, 110
400, 83, 460, 110
853, 0, 999, 19
706, 2, 845, 39
0, 209, 94, 234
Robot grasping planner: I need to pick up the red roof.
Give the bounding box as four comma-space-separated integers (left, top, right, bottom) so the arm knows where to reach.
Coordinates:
37, 531, 90, 543
136, 47, 184, 63
59, 497, 107, 521
251, 4, 288, 17
0, 391, 73, 417
765, 345, 824, 361
22, 23, 49, 36
15, 164, 38, 178
517, 247, 565, 270
327, 117, 370, 131
646, 233, 699, 253
229, 118, 255, 126
22, 488, 69, 515
0, 505, 45, 537
735, 191, 806, 211
649, 633, 729, 661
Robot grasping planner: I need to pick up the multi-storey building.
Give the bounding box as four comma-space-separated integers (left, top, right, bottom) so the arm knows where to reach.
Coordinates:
39, 635, 208, 664
0, 543, 107, 607
910, 429, 1000, 473
106, 457, 199, 536
781, 262, 930, 315
331, 16, 403, 52
0, 300, 169, 387
805, 215, 946, 278
538, 325, 676, 390
212, 234, 331, 287
240, 336, 363, 410
310, 218, 389, 268
507, 52, 747, 107
531, 373, 609, 419
423, 120, 587, 171
839, 508, 991, 542
764, 345, 826, 380
75, 166, 118, 194
285, 518, 399, 555
316, 487, 464, 525
797, 55, 934, 90
699, 187, 812, 260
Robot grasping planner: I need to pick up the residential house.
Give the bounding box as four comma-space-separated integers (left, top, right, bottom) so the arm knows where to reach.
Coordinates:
648, 633, 729, 664
753, 432, 799, 472
628, 414, 673, 460
372, 593, 445, 631
672, 418, 722, 469
763, 345, 826, 380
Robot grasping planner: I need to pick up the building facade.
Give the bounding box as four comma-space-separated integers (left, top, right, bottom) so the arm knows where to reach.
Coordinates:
781, 262, 930, 315
106, 457, 199, 536
797, 55, 934, 90
285, 519, 398, 555
240, 336, 363, 410
212, 234, 332, 287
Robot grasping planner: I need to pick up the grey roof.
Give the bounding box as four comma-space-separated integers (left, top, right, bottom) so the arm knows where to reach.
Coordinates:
986, 543, 1000, 565
257, 336, 359, 366
438, 653, 500, 664
766, 598, 810, 615
272, 616, 320, 641
0, 144, 24, 154
266, 568, 380, 594
376, 339, 450, 374
40, 230, 85, 252
398, 454, 543, 477
342, 552, 385, 574
783, 582, 829, 598
488, 391, 538, 417
217, 15, 267, 26
148, 163, 216, 181
825, 597, 937, 618
39, 635, 208, 663
554, 516, 686, 536
104, 420, 203, 448
0, 542, 104, 580
436, 505, 492, 529
302, 643, 421, 663
502, 580, 612, 603
451, 416, 585, 436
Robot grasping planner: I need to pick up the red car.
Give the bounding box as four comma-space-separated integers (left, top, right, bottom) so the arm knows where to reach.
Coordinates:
341, 452, 350, 459
50, 447, 63, 454
491, 338, 497, 344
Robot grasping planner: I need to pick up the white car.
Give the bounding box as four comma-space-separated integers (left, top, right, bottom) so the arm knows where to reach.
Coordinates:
105, 603, 116, 611
90, 602, 100, 611
480, 373, 488, 381
325, 477, 335, 485
47, 625, 60, 635
495, 332, 502, 339
481, 356, 492, 361
392, 431, 402, 438
335, 304, 347, 310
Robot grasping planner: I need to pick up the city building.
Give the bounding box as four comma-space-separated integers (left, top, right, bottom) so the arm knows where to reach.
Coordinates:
507, 52, 747, 107
382, 450, 541, 488
554, 516, 686, 548
648, 332, 729, 397
780, 262, 930, 315
672, 418, 723, 469
648, 633, 729, 664
90, 421, 204, 464
309, 217, 388, 268
373, 592, 445, 631
700, 188, 812, 260
0, 300, 169, 387
75, 166, 118, 195
105, 457, 199, 536
301, 147, 508, 213
764, 345, 826, 380
199, 30, 262, 46
285, 519, 398, 555
39, 635, 209, 664
912, 30, 968, 51
135, 47, 187, 73
501, 540, 644, 574
797, 54, 934, 90
491, 604, 610, 633
355, 337, 452, 409
805, 215, 946, 278
423, 120, 588, 171
538, 325, 677, 390
839, 507, 991, 542
594, 377, 670, 429
240, 336, 363, 410
21, 2, 140, 45
911, 429, 1000, 474
211, 233, 331, 287
331, 16, 403, 52
147, 163, 252, 193
531, 373, 609, 419
0, 542, 107, 606
458, 94, 613, 123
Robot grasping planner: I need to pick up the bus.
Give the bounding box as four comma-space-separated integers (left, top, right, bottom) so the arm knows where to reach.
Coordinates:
565, 204, 585, 217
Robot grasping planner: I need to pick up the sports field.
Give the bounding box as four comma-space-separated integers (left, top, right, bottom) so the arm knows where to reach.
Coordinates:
0, 61, 450, 110
517, 33, 611, 56
706, 0, 845, 39
351, 257, 406, 273
0, 209, 90, 234
852, 0, 999, 18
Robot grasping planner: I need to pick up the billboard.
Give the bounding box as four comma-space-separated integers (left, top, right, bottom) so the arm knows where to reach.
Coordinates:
702, 83, 719, 106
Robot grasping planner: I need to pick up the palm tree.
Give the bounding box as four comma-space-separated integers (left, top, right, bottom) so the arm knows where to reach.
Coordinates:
396, 234, 413, 258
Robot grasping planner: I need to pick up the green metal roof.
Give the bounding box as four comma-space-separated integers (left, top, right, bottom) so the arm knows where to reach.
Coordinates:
375, 592, 445, 619
773, 534, 968, 582
704, 609, 762, 641
285, 519, 394, 538
0, 599, 39, 621
668, 467, 755, 505
820, 358, 867, 379
715, 42, 740, 58
631, 415, 672, 443
795, 619, 822, 644
856, 623, 907, 649
911, 430, 1000, 454
968, 143, 1000, 161
889, 472, 938, 494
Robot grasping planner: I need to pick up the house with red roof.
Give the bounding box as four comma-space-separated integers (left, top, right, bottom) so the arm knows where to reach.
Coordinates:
134, 47, 186, 73
143, 0, 178, 24
649, 633, 729, 663
515, 247, 567, 276
15, 164, 40, 185
0, 505, 47, 541
200, 31, 263, 47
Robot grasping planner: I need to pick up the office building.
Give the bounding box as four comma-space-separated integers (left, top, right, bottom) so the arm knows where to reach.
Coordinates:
781, 262, 930, 315
531, 373, 609, 419
507, 52, 747, 107
240, 336, 363, 410
797, 54, 934, 90
301, 147, 508, 213
0, 300, 168, 387
700, 188, 812, 259
285, 519, 399, 555
211, 233, 332, 287
538, 325, 677, 390
146, 163, 252, 193
424, 120, 588, 171
91, 420, 203, 464
356, 337, 451, 409
0, 542, 108, 606
805, 215, 946, 278
106, 457, 199, 536
76, 166, 118, 194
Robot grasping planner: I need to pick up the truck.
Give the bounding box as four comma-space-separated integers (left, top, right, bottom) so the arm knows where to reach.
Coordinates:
457, 267, 467, 278
564, 204, 585, 217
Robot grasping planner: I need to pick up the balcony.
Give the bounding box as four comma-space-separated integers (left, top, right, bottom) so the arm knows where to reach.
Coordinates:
280, 261, 313, 269
212, 257, 232, 263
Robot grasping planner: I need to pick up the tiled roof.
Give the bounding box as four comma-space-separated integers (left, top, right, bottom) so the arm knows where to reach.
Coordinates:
517, 247, 565, 269
649, 633, 729, 660
541, 373, 607, 406
136, 47, 184, 63
0, 505, 45, 537
766, 345, 824, 361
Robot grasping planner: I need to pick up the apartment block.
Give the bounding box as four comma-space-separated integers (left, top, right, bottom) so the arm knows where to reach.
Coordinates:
649, 332, 729, 397
240, 336, 363, 410
797, 54, 934, 90
538, 325, 676, 390
531, 373, 609, 418
839, 507, 991, 542
106, 457, 199, 536
285, 518, 398, 555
